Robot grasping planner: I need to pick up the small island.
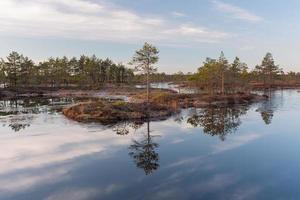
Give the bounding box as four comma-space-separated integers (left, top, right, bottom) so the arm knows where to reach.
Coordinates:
62, 91, 268, 124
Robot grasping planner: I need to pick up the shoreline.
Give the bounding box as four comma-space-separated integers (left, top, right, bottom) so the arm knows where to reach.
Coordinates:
0, 86, 270, 124
1, 82, 300, 98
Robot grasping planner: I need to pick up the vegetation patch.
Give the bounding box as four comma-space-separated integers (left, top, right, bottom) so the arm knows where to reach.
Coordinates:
63, 92, 267, 124
63, 100, 177, 124
134, 91, 268, 108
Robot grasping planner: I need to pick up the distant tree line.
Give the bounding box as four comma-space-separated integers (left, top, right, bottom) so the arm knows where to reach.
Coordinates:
0, 51, 134, 88
189, 52, 300, 94
1, 50, 300, 92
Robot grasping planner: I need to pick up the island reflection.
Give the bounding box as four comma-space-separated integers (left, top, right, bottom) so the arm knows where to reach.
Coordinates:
184, 105, 250, 141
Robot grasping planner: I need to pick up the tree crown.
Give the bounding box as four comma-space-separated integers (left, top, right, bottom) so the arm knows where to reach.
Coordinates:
130, 42, 159, 74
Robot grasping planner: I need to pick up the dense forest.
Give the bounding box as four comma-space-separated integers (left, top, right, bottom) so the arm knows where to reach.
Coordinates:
0, 51, 134, 88
0, 51, 190, 89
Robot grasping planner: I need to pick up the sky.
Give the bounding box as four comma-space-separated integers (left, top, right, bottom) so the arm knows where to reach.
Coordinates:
0, 0, 300, 73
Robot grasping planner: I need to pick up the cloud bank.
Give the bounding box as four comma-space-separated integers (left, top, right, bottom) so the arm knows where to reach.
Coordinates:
0, 0, 230, 45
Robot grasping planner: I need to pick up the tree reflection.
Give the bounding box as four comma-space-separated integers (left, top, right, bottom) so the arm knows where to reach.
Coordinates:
1, 115, 33, 132
128, 120, 160, 175
9, 123, 30, 132
186, 106, 249, 141
260, 110, 273, 125
256, 90, 281, 125
111, 118, 160, 175
0, 97, 76, 132
112, 121, 143, 135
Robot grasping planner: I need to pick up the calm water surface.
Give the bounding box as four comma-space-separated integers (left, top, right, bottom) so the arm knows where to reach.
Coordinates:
135, 82, 197, 94
0, 90, 300, 200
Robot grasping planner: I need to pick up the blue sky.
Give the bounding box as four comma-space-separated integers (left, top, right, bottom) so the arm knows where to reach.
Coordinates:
0, 0, 300, 73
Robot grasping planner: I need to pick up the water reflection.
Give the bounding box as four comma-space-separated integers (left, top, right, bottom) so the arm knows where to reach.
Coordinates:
185, 106, 249, 141
129, 120, 160, 175
0, 98, 74, 114
112, 118, 160, 175
8, 122, 30, 132
256, 90, 282, 125
112, 121, 143, 136
260, 109, 273, 125
0, 90, 298, 200
0, 115, 34, 132
0, 97, 76, 132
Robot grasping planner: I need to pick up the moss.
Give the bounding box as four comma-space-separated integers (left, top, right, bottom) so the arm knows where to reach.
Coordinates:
111, 101, 128, 107
63, 100, 176, 124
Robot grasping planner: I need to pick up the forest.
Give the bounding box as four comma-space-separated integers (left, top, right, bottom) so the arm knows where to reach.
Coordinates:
1, 49, 300, 93
0, 52, 134, 88
189, 52, 300, 94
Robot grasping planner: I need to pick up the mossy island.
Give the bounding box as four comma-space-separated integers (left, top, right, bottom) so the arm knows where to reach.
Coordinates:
63, 90, 268, 124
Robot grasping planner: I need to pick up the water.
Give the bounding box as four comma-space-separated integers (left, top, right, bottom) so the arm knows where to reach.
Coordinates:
0, 90, 299, 200
135, 82, 197, 94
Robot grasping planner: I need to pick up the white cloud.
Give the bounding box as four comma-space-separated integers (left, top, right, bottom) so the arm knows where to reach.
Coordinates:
171, 11, 186, 18
163, 24, 230, 43
192, 173, 237, 192
0, 0, 231, 44
212, 133, 261, 154
212, 0, 262, 22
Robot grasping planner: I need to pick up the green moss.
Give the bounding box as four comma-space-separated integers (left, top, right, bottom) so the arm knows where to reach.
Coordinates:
111, 101, 128, 107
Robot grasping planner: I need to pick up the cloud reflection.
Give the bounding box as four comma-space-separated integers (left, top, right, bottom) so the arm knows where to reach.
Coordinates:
0, 115, 137, 198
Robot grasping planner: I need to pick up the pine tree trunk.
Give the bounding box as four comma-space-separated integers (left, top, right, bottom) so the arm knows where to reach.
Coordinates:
147, 119, 150, 143
147, 69, 149, 104
221, 72, 224, 95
